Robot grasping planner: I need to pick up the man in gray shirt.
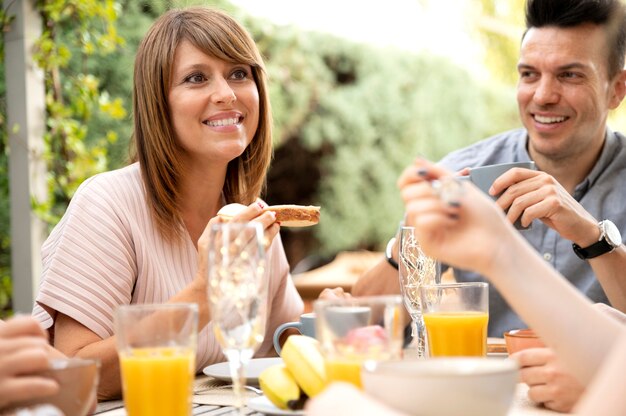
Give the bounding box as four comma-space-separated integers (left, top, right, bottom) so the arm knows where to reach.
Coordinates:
356, 0, 626, 336
438, 127, 626, 337
353, 0, 626, 411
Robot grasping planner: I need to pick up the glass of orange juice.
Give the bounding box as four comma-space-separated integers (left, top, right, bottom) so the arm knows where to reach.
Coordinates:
420, 282, 489, 357
115, 303, 198, 416
313, 296, 404, 389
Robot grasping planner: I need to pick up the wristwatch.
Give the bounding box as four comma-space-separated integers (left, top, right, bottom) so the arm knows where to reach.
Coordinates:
572, 220, 622, 260
385, 237, 399, 270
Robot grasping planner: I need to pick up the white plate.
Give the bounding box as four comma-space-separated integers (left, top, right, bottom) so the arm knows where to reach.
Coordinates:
247, 395, 305, 415
203, 357, 283, 384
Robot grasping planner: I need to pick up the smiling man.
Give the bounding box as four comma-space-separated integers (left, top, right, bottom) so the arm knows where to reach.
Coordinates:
426, 0, 626, 338
357, 0, 626, 335
353, 0, 626, 412
433, 0, 626, 337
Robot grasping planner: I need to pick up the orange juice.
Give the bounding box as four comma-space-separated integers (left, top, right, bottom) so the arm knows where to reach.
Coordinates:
120, 347, 195, 416
423, 311, 489, 357
325, 358, 363, 388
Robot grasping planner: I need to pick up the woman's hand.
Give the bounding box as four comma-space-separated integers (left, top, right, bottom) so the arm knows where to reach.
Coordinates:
197, 201, 279, 282
512, 347, 585, 413
398, 159, 517, 276
0, 316, 60, 410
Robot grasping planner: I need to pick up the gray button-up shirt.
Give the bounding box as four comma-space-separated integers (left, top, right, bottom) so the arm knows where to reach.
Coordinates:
439, 127, 626, 337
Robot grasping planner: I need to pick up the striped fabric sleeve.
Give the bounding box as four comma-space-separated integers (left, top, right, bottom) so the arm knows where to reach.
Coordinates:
34, 173, 138, 339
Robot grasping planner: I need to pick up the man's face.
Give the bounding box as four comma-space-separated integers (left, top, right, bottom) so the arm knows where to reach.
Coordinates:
517, 23, 622, 162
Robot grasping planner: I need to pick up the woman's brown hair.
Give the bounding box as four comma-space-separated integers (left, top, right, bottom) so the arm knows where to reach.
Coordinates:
131, 7, 273, 238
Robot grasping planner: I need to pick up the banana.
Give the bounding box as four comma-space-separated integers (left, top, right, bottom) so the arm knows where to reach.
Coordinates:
280, 335, 327, 398
259, 364, 306, 410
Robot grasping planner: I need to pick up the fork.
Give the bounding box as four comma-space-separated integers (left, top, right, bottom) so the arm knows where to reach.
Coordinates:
194, 384, 263, 395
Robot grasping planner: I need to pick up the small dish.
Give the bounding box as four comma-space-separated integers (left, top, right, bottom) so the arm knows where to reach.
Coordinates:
503, 328, 545, 354
247, 395, 305, 416
203, 357, 283, 384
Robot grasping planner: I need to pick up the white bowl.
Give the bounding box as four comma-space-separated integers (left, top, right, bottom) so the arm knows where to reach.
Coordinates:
362, 358, 518, 416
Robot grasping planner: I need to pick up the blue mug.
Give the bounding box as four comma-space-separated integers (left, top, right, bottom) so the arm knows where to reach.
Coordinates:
465, 161, 536, 230
273, 313, 316, 354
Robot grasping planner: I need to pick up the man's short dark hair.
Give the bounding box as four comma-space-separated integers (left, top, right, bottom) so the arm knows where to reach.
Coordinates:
525, 0, 626, 77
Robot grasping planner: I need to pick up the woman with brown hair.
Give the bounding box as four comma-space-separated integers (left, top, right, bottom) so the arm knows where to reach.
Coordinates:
33, 7, 303, 399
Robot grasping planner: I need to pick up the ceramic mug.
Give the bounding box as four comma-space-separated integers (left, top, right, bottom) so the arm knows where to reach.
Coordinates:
273, 313, 316, 354
467, 161, 536, 230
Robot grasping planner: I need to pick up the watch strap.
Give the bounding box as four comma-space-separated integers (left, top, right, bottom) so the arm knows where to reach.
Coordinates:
573, 220, 621, 260
385, 237, 399, 270
572, 239, 614, 259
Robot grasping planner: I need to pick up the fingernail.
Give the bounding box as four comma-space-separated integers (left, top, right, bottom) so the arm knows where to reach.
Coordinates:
257, 201, 265, 209
417, 168, 428, 177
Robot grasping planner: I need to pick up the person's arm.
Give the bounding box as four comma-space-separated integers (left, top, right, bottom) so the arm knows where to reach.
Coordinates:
351, 257, 401, 297
491, 168, 626, 312
352, 225, 403, 297
506, 302, 626, 412
53, 276, 208, 400
593, 302, 626, 324
399, 160, 622, 386
52, 204, 278, 399
587, 247, 626, 311
575, 331, 626, 414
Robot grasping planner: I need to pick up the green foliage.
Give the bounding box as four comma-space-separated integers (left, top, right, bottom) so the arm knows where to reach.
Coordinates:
33, 0, 126, 224
242, 17, 518, 256
0, 0, 520, 302
0, 4, 12, 316
0, 5, 14, 60
475, 0, 526, 84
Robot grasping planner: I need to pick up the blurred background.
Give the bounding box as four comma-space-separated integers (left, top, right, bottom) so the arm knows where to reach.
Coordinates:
1, 0, 626, 316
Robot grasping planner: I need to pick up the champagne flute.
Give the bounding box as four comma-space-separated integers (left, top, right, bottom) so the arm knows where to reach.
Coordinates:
398, 225, 440, 358
207, 222, 268, 414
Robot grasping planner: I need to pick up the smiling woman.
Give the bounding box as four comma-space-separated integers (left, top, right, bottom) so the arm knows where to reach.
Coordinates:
168, 40, 260, 167
32, 6, 303, 400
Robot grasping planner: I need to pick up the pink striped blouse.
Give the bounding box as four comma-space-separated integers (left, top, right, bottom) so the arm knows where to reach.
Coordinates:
33, 163, 303, 371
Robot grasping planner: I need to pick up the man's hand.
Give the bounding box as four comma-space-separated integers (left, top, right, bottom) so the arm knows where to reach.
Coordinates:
490, 169, 599, 246
512, 347, 585, 413
319, 287, 352, 300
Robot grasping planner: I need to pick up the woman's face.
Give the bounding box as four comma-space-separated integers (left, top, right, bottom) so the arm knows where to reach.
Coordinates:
168, 40, 260, 166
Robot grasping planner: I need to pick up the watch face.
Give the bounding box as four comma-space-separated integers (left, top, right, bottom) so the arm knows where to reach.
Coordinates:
603, 221, 622, 247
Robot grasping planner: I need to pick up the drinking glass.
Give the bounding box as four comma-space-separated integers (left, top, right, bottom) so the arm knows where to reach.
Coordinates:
115, 303, 198, 416
314, 295, 404, 388
206, 222, 268, 414
420, 282, 489, 357
398, 226, 440, 357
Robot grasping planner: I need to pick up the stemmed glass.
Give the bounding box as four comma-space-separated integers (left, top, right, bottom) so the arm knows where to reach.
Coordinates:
207, 222, 268, 414
398, 225, 440, 358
